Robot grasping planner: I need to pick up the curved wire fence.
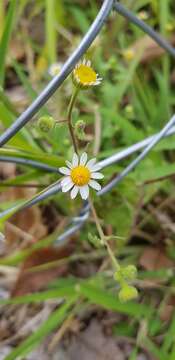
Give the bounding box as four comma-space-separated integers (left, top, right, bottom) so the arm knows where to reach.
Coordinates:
0, 0, 175, 247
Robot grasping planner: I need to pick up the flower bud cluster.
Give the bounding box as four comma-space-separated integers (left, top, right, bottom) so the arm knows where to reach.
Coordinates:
114, 265, 138, 302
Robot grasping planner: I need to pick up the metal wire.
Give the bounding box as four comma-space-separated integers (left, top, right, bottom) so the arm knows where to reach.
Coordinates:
114, 1, 175, 58
54, 3, 175, 244
99, 114, 175, 195
1, 0, 175, 246
22, 181, 62, 210
0, 156, 59, 173
0, 0, 113, 146
1, 123, 174, 214
54, 114, 175, 245
1, 125, 175, 174
98, 125, 175, 169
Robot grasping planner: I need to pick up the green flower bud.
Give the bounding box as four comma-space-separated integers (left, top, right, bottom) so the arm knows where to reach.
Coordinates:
122, 265, 137, 281
75, 120, 86, 140
38, 116, 55, 132
118, 285, 138, 303
88, 232, 101, 248
125, 104, 133, 114
114, 265, 137, 283
125, 104, 134, 119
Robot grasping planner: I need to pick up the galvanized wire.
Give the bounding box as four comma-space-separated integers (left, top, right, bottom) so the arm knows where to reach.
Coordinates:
0, 0, 175, 246
114, 1, 175, 58
99, 114, 175, 195
0, 0, 113, 146
0, 156, 59, 173
1, 125, 175, 173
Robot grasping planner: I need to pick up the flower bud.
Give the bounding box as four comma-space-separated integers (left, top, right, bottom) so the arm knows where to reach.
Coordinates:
88, 232, 101, 248
118, 285, 138, 302
114, 265, 137, 283
38, 116, 55, 132
75, 120, 86, 140
125, 104, 134, 118
122, 265, 137, 281
138, 10, 149, 21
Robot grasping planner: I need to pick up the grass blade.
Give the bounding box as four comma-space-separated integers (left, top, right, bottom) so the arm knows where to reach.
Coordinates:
0, 0, 17, 86
79, 283, 152, 318
0, 285, 76, 305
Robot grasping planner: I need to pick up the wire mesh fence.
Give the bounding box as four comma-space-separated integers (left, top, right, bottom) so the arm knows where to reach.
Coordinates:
0, 0, 175, 246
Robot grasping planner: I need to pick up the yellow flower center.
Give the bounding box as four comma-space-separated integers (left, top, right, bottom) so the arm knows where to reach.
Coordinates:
71, 166, 90, 186
74, 64, 97, 84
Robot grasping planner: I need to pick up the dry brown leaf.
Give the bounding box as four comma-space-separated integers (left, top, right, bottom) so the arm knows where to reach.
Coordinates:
0, 163, 16, 179
2, 187, 47, 248
139, 247, 173, 271
58, 320, 125, 360
11, 243, 74, 297
130, 35, 175, 64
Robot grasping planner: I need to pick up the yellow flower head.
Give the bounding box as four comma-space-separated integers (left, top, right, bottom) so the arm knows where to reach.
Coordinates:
59, 152, 104, 200
73, 59, 102, 89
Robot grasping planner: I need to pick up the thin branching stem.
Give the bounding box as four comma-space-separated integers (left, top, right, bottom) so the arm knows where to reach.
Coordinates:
89, 197, 120, 271
67, 87, 79, 153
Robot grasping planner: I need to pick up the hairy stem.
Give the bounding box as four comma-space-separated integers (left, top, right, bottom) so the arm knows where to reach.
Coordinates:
89, 197, 120, 271
67, 87, 79, 153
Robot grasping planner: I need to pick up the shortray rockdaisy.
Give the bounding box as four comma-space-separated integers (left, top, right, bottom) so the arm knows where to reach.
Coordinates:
59, 152, 104, 200
73, 59, 102, 89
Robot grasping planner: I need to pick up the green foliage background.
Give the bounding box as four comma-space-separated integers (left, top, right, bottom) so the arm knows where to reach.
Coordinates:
0, 0, 175, 359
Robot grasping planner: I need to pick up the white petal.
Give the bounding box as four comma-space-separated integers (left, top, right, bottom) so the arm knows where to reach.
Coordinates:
62, 181, 74, 192
90, 163, 102, 172
70, 186, 79, 199
59, 167, 71, 175
80, 185, 89, 200
72, 153, 79, 167
86, 158, 96, 170
65, 160, 73, 169
89, 180, 101, 191
61, 176, 72, 187
91, 172, 104, 179
80, 152, 88, 165
87, 60, 91, 67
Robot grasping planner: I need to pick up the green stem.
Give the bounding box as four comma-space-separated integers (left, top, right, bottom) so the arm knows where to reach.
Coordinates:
89, 198, 120, 271
67, 87, 79, 153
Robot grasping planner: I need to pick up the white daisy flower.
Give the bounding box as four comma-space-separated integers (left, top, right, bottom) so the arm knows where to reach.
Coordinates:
48, 62, 62, 77
72, 58, 102, 89
59, 152, 104, 200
